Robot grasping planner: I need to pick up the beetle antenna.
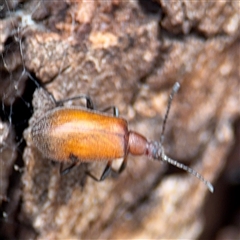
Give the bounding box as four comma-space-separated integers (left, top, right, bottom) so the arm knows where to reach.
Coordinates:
161, 151, 214, 193
160, 82, 180, 144
147, 141, 214, 193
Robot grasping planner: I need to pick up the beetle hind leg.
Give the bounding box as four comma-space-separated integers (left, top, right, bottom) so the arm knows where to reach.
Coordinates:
59, 154, 79, 175
60, 162, 78, 175
56, 95, 95, 109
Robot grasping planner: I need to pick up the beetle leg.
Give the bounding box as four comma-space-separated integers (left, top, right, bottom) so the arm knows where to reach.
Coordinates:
56, 95, 95, 109
59, 154, 79, 175
99, 162, 113, 180
86, 161, 112, 181
60, 162, 78, 175
110, 157, 127, 178
117, 156, 127, 174
86, 157, 128, 181
101, 106, 119, 117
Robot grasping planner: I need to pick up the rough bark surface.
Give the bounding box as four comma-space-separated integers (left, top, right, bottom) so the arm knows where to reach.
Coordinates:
0, 1, 239, 239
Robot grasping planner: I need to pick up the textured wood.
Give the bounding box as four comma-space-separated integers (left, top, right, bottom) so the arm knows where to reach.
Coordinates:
0, 1, 239, 239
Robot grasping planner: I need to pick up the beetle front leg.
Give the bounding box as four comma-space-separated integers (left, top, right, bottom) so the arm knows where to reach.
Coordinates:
86, 157, 128, 182
85, 161, 112, 181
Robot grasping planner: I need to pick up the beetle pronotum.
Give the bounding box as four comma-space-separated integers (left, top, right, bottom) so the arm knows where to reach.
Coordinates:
31, 82, 214, 193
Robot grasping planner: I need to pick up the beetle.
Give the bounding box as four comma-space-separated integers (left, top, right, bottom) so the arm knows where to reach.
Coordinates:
31, 82, 214, 193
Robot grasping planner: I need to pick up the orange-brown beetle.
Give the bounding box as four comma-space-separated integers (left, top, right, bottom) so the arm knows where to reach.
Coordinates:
31, 83, 214, 192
